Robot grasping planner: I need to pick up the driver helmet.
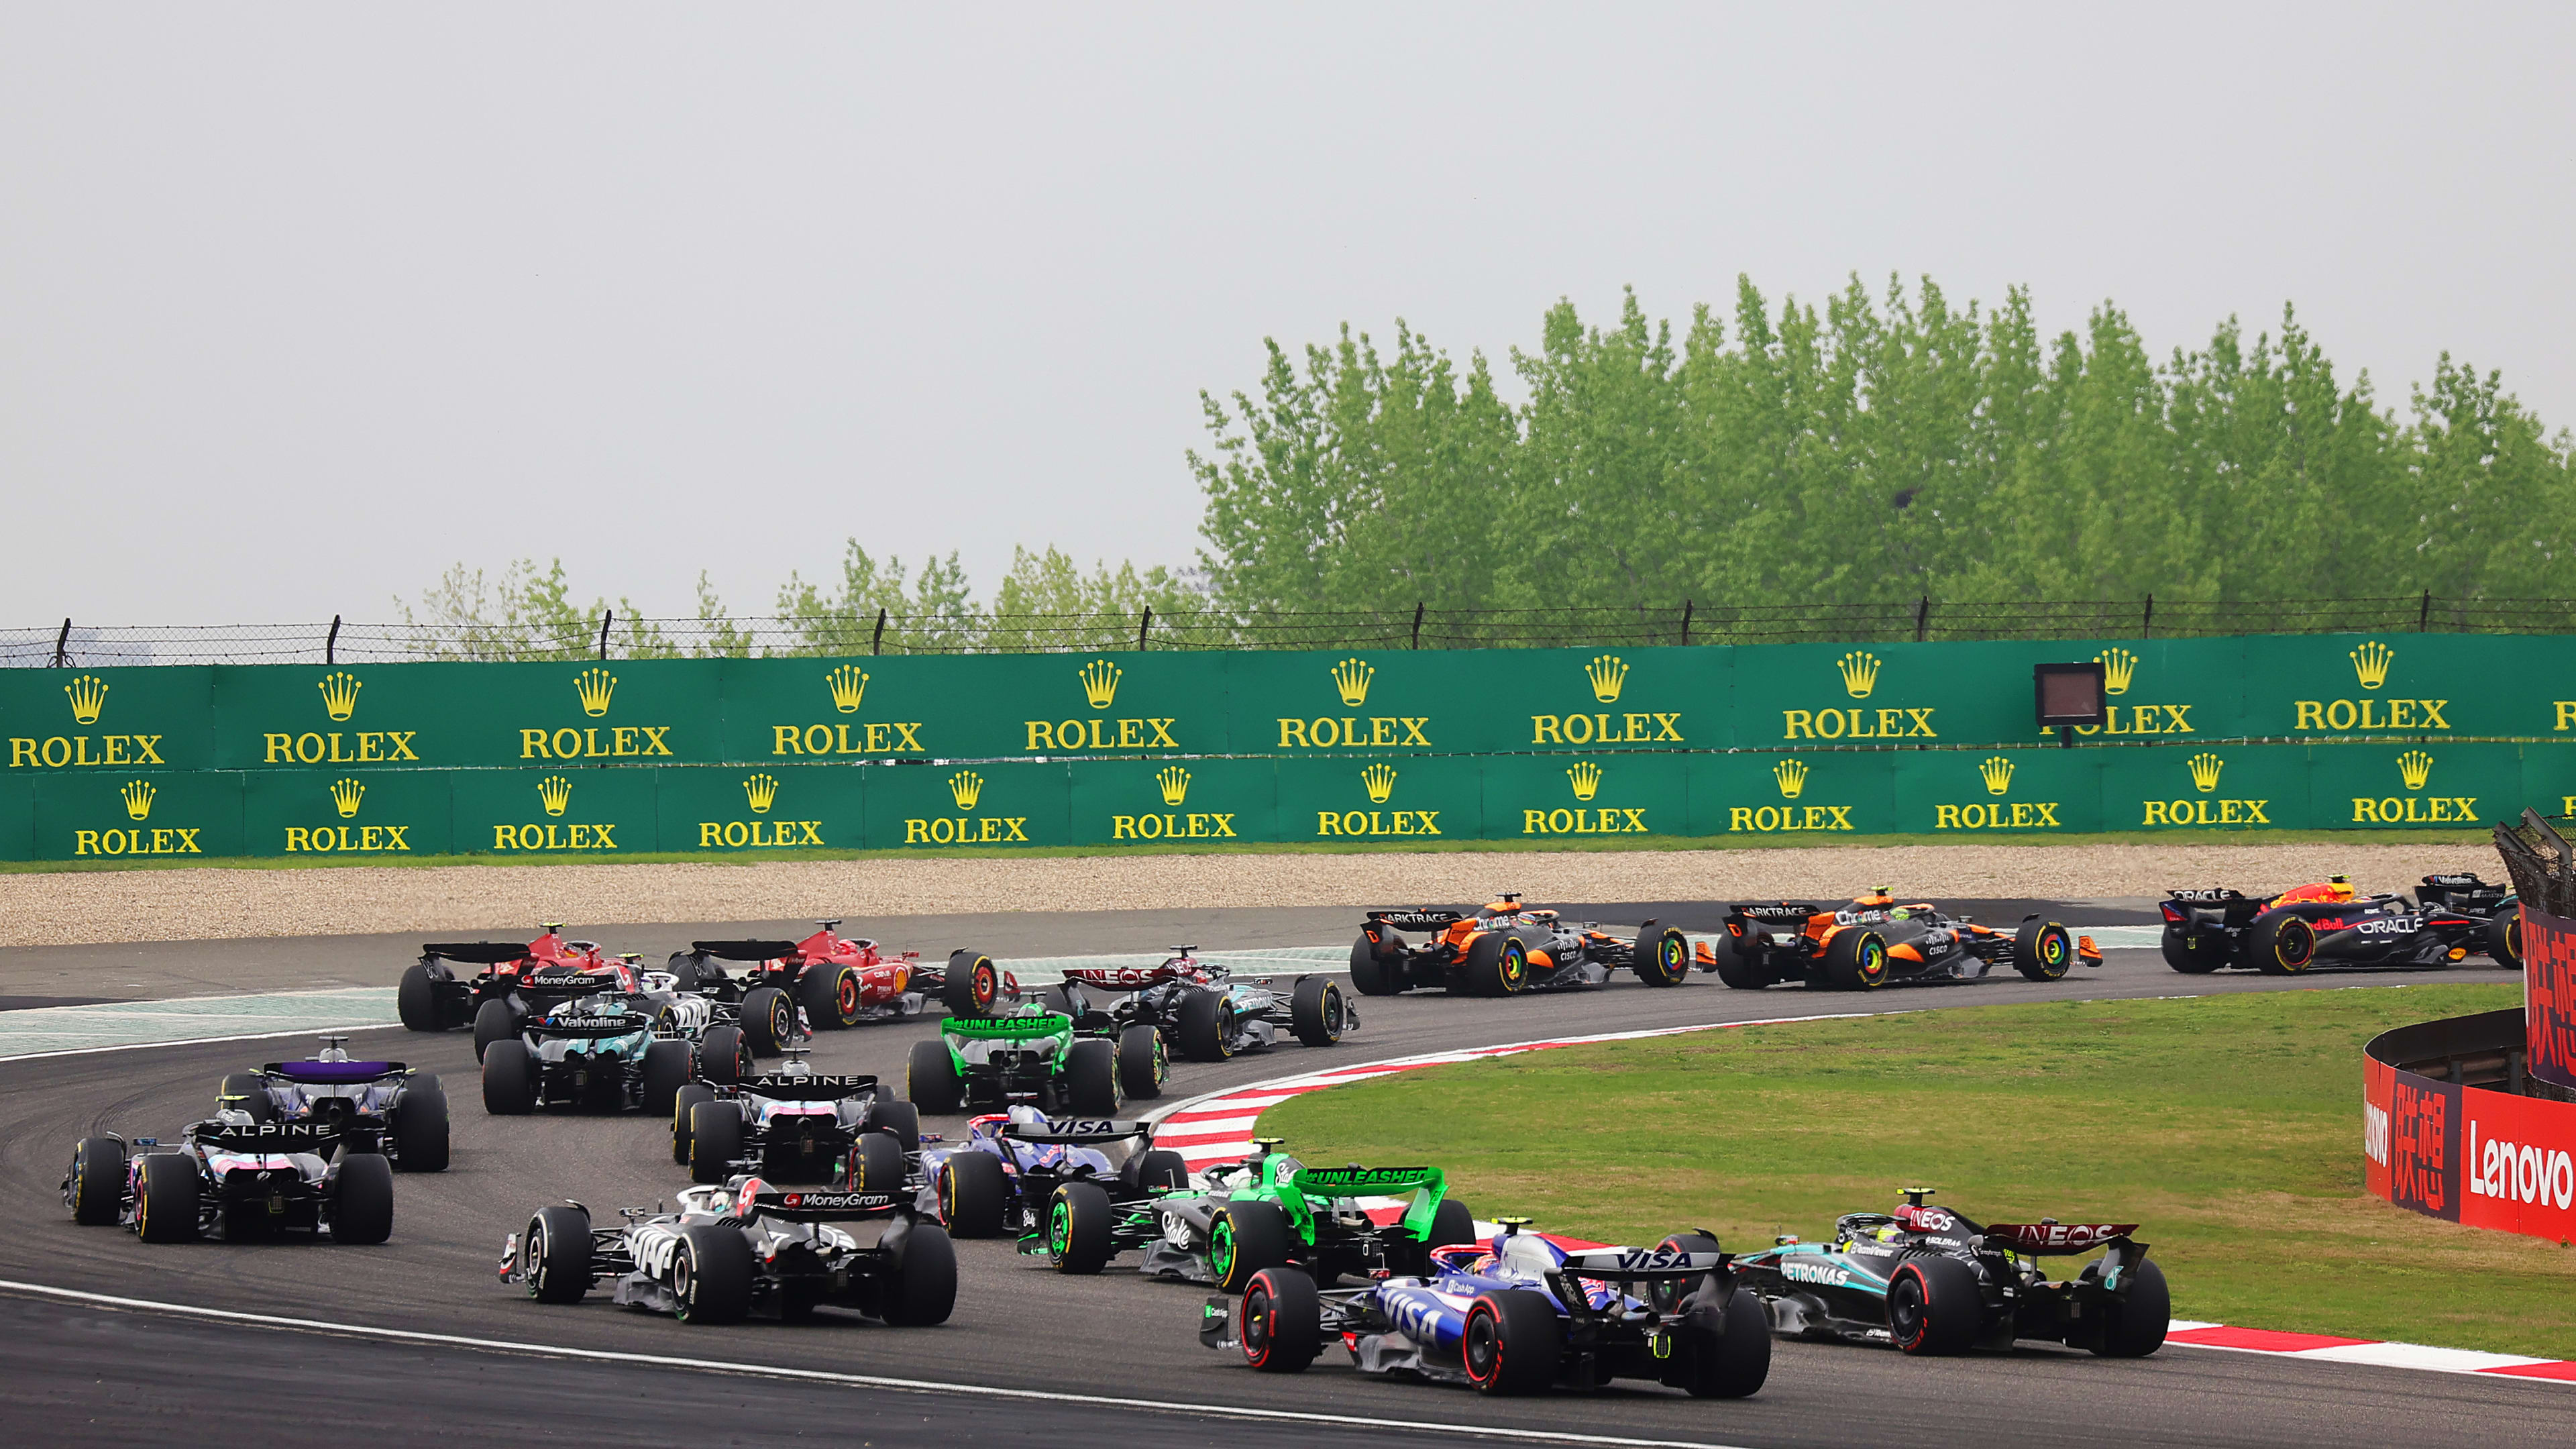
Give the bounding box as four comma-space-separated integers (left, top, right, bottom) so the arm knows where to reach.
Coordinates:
1006, 1104, 1049, 1131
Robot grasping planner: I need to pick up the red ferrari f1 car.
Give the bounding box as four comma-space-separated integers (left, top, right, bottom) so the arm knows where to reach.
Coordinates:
668, 923, 1016, 1036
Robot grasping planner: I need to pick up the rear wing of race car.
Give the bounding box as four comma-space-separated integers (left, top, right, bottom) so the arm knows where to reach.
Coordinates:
1006, 1117, 1154, 1146
202, 1120, 374, 1152
943, 1012, 1073, 1042
1978, 1222, 2141, 1254
1727, 903, 1822, 923
741, 1187, 904, 1223
1365, 910, 1467, 932
735, 1073, 877, 1100
420, 941, 537, 965
1288, 1165, 1448, 1238
1556, 1246, 1731, 1281
2416, 873, 2508, 910
684, 940, 800, 963
2160, 889, 2264, 928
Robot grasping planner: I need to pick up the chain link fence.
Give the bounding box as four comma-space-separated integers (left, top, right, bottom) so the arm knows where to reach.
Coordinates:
8, 594, 2573, 666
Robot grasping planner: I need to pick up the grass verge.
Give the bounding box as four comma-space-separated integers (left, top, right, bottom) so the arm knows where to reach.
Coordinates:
0, 826, 2496, 874
1261, 981, 2575, 1358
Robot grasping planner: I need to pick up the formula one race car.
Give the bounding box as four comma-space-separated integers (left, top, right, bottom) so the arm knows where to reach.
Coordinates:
1698, 892, 2097, 991
1142, 1139, 1477, 1291
905, 1010, 1122, 1117
480, 991, 703, 1117
501, 1175, 955, 1326
2157, 872, 2521, 975
1044, 946, 1351, 1091
398, 925, 645, 1057
669, 1050, 922, 1188
1729, 1189, 2168, 1358
916, 1108, 1191, 1271
65, 1116, 394, 1244
667, 925, 1008, 1035
1349, 897, 1692, 996
217, 1036, 449, 1172
1202, 1220, 1769, 1398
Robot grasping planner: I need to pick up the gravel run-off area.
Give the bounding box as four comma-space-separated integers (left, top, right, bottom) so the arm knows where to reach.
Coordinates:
0, 843, 2493, 949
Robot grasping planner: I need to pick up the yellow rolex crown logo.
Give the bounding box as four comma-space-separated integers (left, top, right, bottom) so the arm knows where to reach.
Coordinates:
825, 665, 868, 714
537, 775, 573, 816
2351, 640, 2394, 690
1157, 765, 1191, 806
2396, 749, 2434, 791
949, 770, 984, 811
2187, 753, 2224, 793
1836, 651, 1880, 699
1330, 657, 1375, 708
1566, 761, 1603, 802
1774, 758, 1809, 800
2096, 647, 2138, 696
1360, 762, 1398, 804
329, 777, 365, 818
743, 773, 779, 814
64, 674, 108, 724
317, 670, 362, 721
1077, 659, 1122, 710
1585, 655, 1628, 704
574, 666, 617, 716
119, 779, 154, 821
1978, 755, 2015, 796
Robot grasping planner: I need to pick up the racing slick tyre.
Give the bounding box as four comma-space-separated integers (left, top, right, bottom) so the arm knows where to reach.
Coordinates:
1290, 976, 1347, 1048
1117, 1024, 1168, 1100
330, 1152, 394, 1245
671, 1083, 715, 1165
1177, 988, 1237, 1062
907, 1038, 964, 1114
2488, 909, 2524, 970
1888, 1254, 1982, 1355
672, 1224, 753, 1326
2012, 919, 2077, 982
640, 1038, 693, 1118
936, 1151, 1008, 1238
217, 1072, 276, 1124
1210, 1199, 1293, 1293
882, 1222, 959, 1326
850, 1132, 907, 1195
1822, 928, 1890, 991
688, 1102, 745, 1185
1066, 1037, 1124, 1115
136, 1152, 200, 1243
1046, 1180, 1116, 1275
67, 1136, 124, 1225
472, 998, 516, 1062
1348, 934, 1398, 996
1704, 930, 1769, 990
1647, 1232, 1725, 1316
1669, 1283, 1772, 1398
1239, 1267, 1323, 1373
873, 1098, 922, 1155
696, 1025, 752, 1086
1462, 932, 1532, 997
1634, 926, 1690, 987
2086, 1256, 2171, 1358
2250, 913, 2318, 975
1463, 1289, 1564, 1394
666, 952, 716, 992
521, 1204, 592, 1303
397, 963, 443, 1032
2160, 925, 2224, 974
943, 950, 1003, 1019
798, 964, 861, 1032
1389, 1196, 1480, 1276
1128, 1148, 1189, 1193
392, 1079, 451, 1172
741, 985, 796, 1054
481, 1039, 537, 1116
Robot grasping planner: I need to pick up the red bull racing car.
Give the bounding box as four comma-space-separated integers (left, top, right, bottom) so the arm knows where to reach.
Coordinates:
2158, 871, 2522, 975
1699, 891, 2098, 991
1349, 896, 1691, 996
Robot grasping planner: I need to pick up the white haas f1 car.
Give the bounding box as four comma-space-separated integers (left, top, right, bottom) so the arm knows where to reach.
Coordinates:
502, 1176, 955, 1327
1202, 1220, 1769, 1398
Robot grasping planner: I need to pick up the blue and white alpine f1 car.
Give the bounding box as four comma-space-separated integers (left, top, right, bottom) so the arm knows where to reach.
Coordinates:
217, 1036, 449, 1172
64, 1116, 394, 1244
1728, 1189, 2169, 1356
1200, 1220, 1769, 1397
668, 1051, 921, 1189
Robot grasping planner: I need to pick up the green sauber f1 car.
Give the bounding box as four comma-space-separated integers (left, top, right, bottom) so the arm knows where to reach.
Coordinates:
904, 1010, 1122, 1117
1140, 1139, 1477, 1291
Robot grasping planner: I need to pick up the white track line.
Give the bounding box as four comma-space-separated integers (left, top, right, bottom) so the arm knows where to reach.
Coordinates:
0, 1279, 1750, 1449
0, 1020, 409, 1063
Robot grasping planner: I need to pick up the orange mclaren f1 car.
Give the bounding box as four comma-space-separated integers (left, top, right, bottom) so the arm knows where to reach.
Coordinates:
1698, 891, 2100, 991
1348, 895, 1690, 996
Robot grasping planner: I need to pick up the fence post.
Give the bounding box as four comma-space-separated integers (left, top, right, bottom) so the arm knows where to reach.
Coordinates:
326, 614, 342, 665
598, 610, 613, 660
871, 608, 888, 656
1411, 602, 1425, 650
2143, 594, 2154, 641
1138, 606, 1153, 651
2420, 590, 2432, 632
1680, 600, 1693, 647
51, 618, 70, 667
1914, 596, 1930, 643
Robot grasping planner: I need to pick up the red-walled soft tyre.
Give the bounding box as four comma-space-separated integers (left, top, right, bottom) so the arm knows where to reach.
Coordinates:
1888, 1256, 1981, 1355
1462, 1289, 1562, 1393
1239, 1267, 1321, 1373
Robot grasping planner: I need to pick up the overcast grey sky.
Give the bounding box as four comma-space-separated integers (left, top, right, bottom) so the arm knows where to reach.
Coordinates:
4, 5, 2570, 626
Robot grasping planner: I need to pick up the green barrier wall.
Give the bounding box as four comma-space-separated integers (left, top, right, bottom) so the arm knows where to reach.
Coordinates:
5, 629, 2571, 859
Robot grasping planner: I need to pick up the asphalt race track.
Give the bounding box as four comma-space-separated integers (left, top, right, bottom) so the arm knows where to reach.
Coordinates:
2, 907, 2565, 1448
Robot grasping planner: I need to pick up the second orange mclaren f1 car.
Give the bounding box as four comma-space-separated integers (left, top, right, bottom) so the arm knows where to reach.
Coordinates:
1348, 896, 1690, 996
1698, 891, 2099, 991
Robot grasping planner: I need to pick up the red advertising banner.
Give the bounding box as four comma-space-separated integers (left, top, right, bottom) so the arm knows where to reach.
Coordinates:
2459, 1087, 2576, 1241
2365, 1010, 2576, 1243
2525, 906, 2576, 1091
